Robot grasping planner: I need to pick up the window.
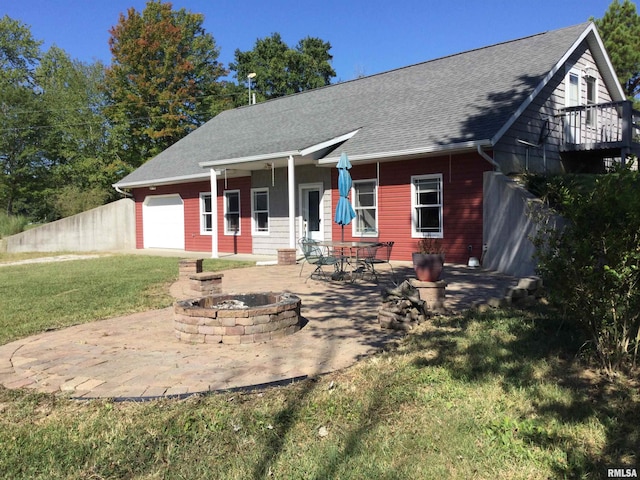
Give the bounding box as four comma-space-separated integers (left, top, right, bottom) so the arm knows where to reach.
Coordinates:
567, 71, 580, 107
251, 188, 269, 234
586, 75, 597, 126
200, 193, 213, 234
352, 180, 377, 236
224, 190, 240, 235
411, 174, 443, 238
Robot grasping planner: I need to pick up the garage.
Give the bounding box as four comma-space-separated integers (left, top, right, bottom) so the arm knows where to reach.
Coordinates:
142, 195, 185, 249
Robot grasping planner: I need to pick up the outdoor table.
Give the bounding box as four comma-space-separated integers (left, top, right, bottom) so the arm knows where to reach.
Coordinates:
316, 240, 382, 280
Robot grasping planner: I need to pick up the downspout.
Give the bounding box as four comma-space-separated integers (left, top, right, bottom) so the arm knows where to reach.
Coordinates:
477, 144, 500, 171
114, 185, 132, 197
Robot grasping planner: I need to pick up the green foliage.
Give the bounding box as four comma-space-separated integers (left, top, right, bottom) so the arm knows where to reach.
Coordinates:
0, 211, 28, 237
593, 0, 640, 101
533, 162, 640, 372
230, 33, 336, 102
49, 185, 111, 218
35, 47, 125, 219
0, 15, 46, 217
523, 173, 597, 213
104, 0, 227, 167
1, 17, 122, 221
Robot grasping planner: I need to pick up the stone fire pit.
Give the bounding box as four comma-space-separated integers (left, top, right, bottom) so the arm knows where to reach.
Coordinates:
174, 292, 302, 344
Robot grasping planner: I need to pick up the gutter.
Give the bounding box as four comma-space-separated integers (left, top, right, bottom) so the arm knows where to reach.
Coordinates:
199, 151, 299, 168
316, 140, 496, 166
113, 172, 211, 190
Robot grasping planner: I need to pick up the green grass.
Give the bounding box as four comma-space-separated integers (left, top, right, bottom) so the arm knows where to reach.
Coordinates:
0, 254, 252, 345
0, 257, 637, 479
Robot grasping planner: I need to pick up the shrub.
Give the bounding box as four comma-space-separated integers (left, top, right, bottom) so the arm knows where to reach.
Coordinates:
0, 212, 29, 237
533, 162, 640, 373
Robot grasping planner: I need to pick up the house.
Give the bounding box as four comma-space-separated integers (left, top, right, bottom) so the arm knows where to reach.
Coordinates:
113, 22, 640, 268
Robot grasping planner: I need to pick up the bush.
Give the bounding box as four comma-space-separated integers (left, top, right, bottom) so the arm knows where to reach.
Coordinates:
533, 162, 640, 373
0, 212, 28, 237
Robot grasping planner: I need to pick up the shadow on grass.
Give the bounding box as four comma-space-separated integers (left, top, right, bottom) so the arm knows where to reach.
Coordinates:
403, 306, 639, 478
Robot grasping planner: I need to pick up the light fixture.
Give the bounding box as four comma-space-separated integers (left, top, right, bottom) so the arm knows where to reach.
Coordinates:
247, 72, 257, 105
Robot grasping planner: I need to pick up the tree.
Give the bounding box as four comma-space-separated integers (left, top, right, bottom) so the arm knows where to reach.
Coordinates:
104, 0, 227, 167
36, 47, 124, 218
230, 33, 336, 103
533, 164, 640, 373
593, 0, 640, 100
0, 15, 44, 216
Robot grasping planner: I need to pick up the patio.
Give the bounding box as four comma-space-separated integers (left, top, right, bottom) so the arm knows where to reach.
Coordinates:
0, 261, 518, 400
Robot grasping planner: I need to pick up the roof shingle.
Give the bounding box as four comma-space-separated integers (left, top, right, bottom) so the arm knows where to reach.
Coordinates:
116, 22, 590, 186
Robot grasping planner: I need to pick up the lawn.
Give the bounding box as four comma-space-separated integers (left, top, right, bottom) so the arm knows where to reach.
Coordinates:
0, 254, 252, 345
0, 255, 637, 479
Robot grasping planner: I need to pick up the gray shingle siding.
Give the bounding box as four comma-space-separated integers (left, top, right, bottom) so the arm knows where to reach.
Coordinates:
494, 41, 616, 174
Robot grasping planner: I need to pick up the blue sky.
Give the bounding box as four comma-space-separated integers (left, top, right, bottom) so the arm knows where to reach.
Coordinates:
3, 0, 619, 82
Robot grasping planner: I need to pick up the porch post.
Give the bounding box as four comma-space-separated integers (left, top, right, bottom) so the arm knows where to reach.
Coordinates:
210, 168, 219, 258
288, 155, 296, 248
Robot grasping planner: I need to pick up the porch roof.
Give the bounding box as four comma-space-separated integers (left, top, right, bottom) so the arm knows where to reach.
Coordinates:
115, 22, 599, 189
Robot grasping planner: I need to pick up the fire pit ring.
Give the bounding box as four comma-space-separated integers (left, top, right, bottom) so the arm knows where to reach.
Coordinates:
174, 292, 302, 344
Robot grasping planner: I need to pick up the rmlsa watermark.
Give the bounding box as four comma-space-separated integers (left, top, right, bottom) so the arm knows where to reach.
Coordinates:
607, 467, 638, 478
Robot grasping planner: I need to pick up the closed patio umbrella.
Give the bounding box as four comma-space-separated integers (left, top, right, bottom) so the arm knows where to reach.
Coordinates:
334, 152, 356, 242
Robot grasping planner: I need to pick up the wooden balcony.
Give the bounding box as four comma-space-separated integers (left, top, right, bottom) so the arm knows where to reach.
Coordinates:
558, 100, 640, 161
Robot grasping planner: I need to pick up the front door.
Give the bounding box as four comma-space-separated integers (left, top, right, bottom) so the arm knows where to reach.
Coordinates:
300, 184, 324, 241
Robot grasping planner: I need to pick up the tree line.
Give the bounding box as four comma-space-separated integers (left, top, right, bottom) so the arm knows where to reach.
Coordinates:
0, 1, 335, 222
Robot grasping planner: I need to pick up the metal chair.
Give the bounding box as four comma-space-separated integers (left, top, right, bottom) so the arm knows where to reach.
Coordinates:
361, 241, 395, 281
298, 239, 339, 281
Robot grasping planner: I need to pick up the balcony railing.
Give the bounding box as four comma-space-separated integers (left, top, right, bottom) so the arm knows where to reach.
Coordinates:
558, 100, 640, 152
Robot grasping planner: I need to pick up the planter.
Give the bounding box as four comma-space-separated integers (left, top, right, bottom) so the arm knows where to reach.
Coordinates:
412, 253, 444, 282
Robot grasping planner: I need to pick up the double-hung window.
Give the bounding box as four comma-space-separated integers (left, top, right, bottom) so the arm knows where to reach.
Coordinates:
224, 190, 240, 235
411, 174, 443, 238
352, 180, 377, 236
251, 188, 269, 234
200, 193, 213, 234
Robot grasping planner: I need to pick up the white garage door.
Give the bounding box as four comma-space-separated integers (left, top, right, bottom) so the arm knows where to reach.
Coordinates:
142, 195, 185, 249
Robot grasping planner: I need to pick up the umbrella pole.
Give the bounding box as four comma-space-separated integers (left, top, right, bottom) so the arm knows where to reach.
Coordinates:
340, 225, 345, 274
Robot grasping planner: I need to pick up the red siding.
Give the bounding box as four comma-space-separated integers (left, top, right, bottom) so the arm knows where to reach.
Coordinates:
332, 153, 487, 264
131, 177, 253, 254
217, 177, 252, 254
181, 181, 212, 252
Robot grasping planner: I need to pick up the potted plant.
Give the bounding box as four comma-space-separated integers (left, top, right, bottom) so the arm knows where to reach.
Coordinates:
412, 238, 445, 282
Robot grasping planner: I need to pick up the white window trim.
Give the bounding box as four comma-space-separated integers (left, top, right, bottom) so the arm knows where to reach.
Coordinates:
251, 187, 270, 236
199, 192, 213, 235
585, 74, 598, 128
351, 179, 378, 237
411, 173, 443, 239
223, 190, 240, 236
565, 67, 582, 108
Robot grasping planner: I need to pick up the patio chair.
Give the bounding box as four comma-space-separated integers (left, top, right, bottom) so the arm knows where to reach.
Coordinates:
353, 243, 382, 283
361, 241, 395, 281
298, 237, 317, 276
299, 239, 340, 281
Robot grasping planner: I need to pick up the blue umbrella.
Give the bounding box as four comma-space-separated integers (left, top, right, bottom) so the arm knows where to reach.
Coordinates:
334, 152, 356, 242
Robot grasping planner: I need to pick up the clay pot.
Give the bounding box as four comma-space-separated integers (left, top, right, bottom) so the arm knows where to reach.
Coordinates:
412, 253, 444, 282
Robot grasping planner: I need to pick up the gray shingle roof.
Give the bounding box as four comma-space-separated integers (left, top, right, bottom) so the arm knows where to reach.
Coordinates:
116, 22, 590, 187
